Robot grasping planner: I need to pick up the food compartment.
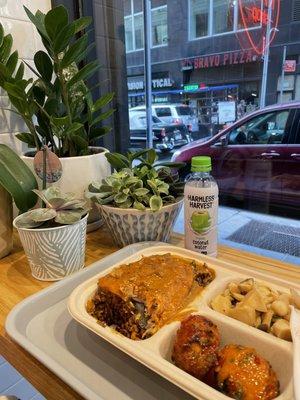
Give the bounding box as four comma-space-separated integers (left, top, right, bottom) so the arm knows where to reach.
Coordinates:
157, 311, 293, 400
204, 274, 299, 342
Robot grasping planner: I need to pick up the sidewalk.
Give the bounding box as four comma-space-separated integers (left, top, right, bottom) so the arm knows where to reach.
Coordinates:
173, 206, 300, 266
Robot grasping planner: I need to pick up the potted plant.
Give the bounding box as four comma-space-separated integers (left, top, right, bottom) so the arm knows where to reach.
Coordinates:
0, 144, 38, 259
0, 5, 114, 230
13, 187, 89, 281
87, 149, 185, 247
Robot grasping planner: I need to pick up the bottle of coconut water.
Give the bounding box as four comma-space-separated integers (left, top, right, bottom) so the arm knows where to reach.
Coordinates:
184, 156, 218, 257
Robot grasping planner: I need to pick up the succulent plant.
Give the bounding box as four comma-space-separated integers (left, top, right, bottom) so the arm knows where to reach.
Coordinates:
15, 187, 89, 229
88, 149, 185, 211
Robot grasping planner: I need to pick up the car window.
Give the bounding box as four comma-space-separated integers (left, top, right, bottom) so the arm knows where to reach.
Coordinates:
129, 114, 161, 128
156, 107, 172, 117
228, 110, 290, 145
175, 106, 195, 116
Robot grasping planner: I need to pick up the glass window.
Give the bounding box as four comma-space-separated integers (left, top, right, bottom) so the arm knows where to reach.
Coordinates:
176, 106, 196, 116
213, 0, 234, 34
190, 0, 210, 38
134, 0, 143, 13
152, 7, 168, 46
228, 111, 289, 145
125, 17, 133, 52
134, 14, 144, 49
238, 0, 262, 29
156, 107, 172, 117
124, 0, 131, 16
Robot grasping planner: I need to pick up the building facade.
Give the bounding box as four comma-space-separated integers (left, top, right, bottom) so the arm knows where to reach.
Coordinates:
125, 0, 300, 126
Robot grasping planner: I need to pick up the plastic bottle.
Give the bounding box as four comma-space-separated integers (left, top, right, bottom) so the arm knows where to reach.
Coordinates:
184, 156, 218, 257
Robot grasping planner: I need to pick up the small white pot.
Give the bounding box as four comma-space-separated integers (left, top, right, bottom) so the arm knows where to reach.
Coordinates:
98, 200, 183, 247
22, 148, 111, 231
13, 214, 88, 281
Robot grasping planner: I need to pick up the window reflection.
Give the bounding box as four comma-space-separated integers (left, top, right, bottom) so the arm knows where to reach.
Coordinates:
213, 0, 234, 34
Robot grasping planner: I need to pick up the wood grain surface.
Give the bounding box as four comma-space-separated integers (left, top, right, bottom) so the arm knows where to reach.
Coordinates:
0, 228, 299, 399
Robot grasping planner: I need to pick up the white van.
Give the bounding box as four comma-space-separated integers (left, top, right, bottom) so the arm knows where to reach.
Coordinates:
131, 104, 198, 132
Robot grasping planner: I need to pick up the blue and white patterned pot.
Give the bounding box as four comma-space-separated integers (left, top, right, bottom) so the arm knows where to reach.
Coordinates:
98, 200, 183, 247
13, 214, 88, 281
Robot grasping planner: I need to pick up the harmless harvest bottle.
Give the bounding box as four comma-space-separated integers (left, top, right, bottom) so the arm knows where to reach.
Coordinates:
184, 156, 219, 257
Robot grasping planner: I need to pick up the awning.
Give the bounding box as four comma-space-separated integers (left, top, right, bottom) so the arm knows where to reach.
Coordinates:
128, 84, 239, 97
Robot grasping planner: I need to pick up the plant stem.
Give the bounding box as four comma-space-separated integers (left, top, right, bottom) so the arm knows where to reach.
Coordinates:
55, 55, 72, 125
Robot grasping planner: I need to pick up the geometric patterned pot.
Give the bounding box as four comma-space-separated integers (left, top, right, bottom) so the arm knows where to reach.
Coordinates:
98, 200, 183, 247
0, 186, 13, 259
13, 214, 88, 281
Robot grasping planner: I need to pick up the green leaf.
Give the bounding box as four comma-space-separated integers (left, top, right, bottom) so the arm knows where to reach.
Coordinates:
23, 6, 49, 41
155, 161, 185, 169
134, 188, 149, 196
105, 153, 130, 170
64, 122, 83, 136
89, 126, 111, 141
44, 5, 68, 40
133, 200, 146, 211
16, 132, 36, 148
15, 62, 24, 80
53, 23, 75, 53
51, 115, 69, 127
33, 85, 45, 105
114, 193, 128, 204
91, 108, 114, 127
149, 195, 163, 211
128, 149, 153, 162
147, 148, 157, 165
71, 135, 88, 151
67, 60, 100, 89
72, 16, 92, 34
0, 144, 38, 213
0, 34, 13, 63
3, 82, 24, 100
6, 50, 18, 75
0, 24, 4, 48
23, 59, 42, 79
92, 92, 114, 113
34, 51, 53, 82
60, 33, 88, 69
55, 210, 83, 225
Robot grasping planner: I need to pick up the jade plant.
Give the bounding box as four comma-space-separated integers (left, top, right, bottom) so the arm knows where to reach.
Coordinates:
15, 187, 89, 228
0, 144, 38, 213
88, 149, 185, 211
0, 5, 114, 157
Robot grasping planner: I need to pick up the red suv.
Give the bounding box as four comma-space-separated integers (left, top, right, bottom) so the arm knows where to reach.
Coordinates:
172, 102, 300, 208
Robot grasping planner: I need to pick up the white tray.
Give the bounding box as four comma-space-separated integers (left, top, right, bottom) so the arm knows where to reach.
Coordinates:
68, 245, 299, 400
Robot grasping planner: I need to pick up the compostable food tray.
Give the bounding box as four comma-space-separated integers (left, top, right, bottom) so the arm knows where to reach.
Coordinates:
6, 243, 297, 400
69, 245, 298, 400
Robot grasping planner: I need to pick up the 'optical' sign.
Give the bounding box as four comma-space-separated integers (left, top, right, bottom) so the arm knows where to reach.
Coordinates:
128, 78, 173, 91
181, 49, 258, 71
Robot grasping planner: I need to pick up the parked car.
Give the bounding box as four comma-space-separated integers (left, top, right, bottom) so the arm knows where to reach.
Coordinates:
131, 104, 198, 133
172, 102, 300, 208
129, 110, 192, 152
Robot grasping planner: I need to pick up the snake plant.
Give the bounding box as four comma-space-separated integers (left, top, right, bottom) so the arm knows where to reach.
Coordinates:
0, 144, 38, 213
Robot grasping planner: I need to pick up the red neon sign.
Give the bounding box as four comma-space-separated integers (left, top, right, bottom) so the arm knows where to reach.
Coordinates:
237, 0, 280, 55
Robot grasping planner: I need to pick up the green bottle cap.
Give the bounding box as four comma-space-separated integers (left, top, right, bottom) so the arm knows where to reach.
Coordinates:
191, 156, 212, 172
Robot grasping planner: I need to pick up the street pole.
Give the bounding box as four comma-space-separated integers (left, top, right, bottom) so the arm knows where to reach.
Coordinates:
143, 0, 153, 149
260, 0, 273, 108
279, 45, 287, 104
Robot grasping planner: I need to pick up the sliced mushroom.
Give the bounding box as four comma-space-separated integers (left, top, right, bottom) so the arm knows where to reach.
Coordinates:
271, 319, 292, 341
238, 278, 254, 294
231, 292, 244, 302
228, 282, 240, 295
261, 310, 274, 331
290, 288, 300, 309
271, 300, 289, 317
228, 304, 257, 327
242, 288, 268, 313
211, 294, 232, 315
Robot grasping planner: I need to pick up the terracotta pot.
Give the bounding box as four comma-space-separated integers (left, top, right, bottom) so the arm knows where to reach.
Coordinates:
14, 214, 88, 281
22, 147, 111, 232
0, 186, 13, 259
98, 200, 183, 247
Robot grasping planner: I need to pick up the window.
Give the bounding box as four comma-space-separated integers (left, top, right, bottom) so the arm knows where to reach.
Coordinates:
190, 0, 210, 38
176, 106, 196, 116
189, 0, 262, 39
156, 107, 172, 117
125, 1, 168, 52
228, 111, 289, 145
213, 0, 234, 34
152, 7, 168, 46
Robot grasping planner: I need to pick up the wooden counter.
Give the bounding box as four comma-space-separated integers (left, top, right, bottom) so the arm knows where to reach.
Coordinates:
0, 228, 299, 399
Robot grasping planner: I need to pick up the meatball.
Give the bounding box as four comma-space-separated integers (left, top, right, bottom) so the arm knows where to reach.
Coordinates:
172, 315, 221, 380
215, 344, 280, 400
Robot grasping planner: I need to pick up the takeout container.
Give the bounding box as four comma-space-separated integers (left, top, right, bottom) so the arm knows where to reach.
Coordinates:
68, 245, 296, 400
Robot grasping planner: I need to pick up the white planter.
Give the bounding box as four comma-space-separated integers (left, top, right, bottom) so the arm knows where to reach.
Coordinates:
22, 148, 111, 231
98, 200, 183, 247
0, 186, 13, 259
13, 214, 88, 281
